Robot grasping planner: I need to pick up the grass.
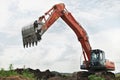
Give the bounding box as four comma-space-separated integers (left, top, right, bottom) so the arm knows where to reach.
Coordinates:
0, 64, 35, 80
115, 73, 120, 80
88, 75, 105, 80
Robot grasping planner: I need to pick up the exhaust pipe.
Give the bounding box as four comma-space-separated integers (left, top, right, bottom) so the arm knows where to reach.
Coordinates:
22, 20, 45, 48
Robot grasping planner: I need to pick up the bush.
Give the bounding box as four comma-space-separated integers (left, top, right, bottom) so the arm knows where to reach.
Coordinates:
115, 73, 120, 80
88, 75, 105, 80
0, 64, 35, 80
22, 69, 35, 80
0, 64, 18, 77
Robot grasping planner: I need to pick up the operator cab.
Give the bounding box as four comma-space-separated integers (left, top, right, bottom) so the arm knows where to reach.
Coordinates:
90, 49, 106, 70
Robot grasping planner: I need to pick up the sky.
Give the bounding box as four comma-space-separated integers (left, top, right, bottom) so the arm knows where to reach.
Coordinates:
0, 0, 120, 73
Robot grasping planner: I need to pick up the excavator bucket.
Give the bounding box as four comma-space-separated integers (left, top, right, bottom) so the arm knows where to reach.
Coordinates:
22, 21, 44, 48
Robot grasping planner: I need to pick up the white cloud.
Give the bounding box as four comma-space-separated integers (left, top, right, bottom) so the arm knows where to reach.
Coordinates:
18, 0, 63, 13
0, 0, 120, 73
0, 1, 11, 30
78, 11, 103, 22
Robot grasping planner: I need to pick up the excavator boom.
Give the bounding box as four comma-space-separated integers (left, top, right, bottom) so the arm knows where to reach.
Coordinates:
22, 3, 91, 62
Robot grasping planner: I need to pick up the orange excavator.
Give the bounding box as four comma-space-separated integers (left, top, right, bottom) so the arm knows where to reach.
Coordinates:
22, 3, 115, 80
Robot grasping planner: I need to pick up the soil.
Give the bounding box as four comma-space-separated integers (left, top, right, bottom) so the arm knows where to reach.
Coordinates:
15, 68, 77, 80
0, 76, 29, 80
0, 68, 118, 80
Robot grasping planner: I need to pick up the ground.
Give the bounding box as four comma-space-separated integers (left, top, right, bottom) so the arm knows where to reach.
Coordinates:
0, 68, 119, 80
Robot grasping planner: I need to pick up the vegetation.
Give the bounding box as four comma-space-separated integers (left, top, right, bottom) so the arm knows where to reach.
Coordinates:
116, 73, 120, 77
0, 64, 35, 80
0, 64, 18, 77
88, 73, 120, 80
88, 75, 105, 80
115, 73, 120, 80
22, 68, 35, 80
0, 64, 120, 80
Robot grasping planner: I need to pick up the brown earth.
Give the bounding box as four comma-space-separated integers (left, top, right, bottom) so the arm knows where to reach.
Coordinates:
48, 76, 76, 80
0, 76, 29, 80
15, 68, 77, 80
0, 68, 118, 80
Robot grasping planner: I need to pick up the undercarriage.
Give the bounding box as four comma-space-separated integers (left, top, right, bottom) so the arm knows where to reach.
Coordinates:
77, 71, 115, 80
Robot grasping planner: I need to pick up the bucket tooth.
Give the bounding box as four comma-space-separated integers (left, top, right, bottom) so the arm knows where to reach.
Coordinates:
26, 42, 29, 48
26, 44, 28, 48
29, 42, 31, 47
23, 44, 25, 48
32, 42, 34, 46
35, 41, 37, 46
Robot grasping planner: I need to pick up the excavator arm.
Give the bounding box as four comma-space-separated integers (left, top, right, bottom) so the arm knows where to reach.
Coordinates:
22, 3, 91, 62
22, 3, 115, 73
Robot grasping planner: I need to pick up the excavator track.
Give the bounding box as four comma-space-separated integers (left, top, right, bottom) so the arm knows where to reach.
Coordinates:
77, 71, 115, 80
102, 72, 115, 80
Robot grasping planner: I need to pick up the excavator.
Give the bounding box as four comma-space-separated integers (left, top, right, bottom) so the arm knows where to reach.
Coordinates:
21, 3, 115, 80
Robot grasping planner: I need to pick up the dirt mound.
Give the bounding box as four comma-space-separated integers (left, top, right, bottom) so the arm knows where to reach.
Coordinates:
15, 68, 77, 80
15, 68, 55, 80
48, 76, 76, 80
48, 76, 65, 80
0, 76, 29, 80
